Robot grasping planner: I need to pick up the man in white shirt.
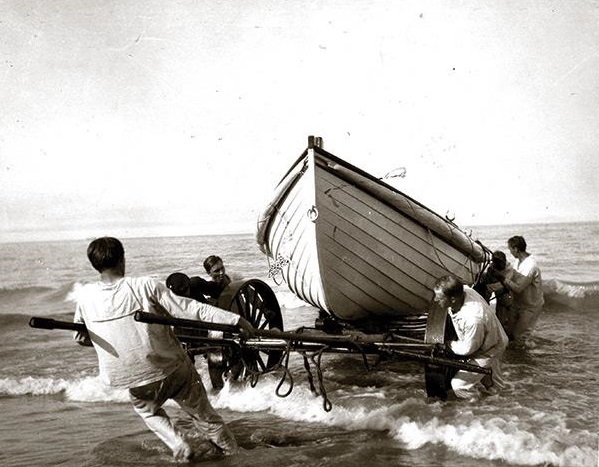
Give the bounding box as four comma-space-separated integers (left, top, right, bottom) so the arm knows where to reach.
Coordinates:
74, 237, 254, 461
433, 275, 509, 399
503, 235, 544, 348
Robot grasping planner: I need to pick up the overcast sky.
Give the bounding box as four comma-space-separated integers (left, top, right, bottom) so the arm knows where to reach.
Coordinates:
1, 0, 598, 242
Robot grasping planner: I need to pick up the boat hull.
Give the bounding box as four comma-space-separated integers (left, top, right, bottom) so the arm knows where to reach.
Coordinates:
257, 141, 489, 322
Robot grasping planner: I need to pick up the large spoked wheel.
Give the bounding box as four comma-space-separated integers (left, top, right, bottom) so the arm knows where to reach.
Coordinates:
423, 303, 458, 400
207, 279, 284, 389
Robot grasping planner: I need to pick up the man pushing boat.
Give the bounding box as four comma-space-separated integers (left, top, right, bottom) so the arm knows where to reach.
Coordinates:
433, 275, 509, 399
73, 236, 255, 461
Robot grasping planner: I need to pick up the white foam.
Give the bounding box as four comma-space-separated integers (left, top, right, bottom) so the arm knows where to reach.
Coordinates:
65, 376, 129, 403
0, 375, 129, 402
4, 367, 595, 466
207, 375, 597, 467
0, 376, 70, 396
276, 290, 314, 310
65, 282, 85, 303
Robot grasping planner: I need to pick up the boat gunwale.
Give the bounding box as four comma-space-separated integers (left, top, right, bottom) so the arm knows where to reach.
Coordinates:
256, 155, 309, 255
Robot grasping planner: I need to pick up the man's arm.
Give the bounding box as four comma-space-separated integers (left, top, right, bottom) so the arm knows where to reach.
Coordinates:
503, 268, 536, 294
73, 303, 92, 347
190, 276, 224, 299
448, 320, 484, 356
154, 281, 255, 336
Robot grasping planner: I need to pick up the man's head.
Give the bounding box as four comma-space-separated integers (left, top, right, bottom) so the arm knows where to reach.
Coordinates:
507, 235, 527, 257
433, 275, 465, 311
203, 255, 227, 285
491, 250, 507, 270
87, 237, 125, 273
166, 272, 191, 297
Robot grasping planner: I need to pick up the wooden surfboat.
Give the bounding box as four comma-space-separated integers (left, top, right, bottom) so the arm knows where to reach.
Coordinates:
256, 136, 490, 328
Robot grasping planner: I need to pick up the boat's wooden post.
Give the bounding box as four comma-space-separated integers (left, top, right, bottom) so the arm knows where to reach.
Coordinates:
308, 135, 323, 149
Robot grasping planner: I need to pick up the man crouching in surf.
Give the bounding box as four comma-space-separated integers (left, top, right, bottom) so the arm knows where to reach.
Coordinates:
73, 236, 255, 461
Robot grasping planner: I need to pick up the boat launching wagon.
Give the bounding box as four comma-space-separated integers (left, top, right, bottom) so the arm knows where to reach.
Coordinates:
29, 136, 494, 405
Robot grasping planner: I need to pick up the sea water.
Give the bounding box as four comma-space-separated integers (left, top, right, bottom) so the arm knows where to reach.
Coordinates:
0, 222, 597, 467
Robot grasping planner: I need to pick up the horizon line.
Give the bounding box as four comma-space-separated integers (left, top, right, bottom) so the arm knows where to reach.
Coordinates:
1, 218, 597, 245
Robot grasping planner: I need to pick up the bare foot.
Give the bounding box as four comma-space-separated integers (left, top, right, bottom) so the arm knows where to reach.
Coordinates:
481, 374, 494, 390
173, 441, 194, 462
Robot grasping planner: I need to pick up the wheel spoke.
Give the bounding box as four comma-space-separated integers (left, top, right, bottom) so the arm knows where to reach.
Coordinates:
255, 352, 267, 371
254, 307, 264, 327
259, 315, 270, 330
244, 286, 253, 320
249, 295, 258, 323
253, 298, 265, 323
234, 295, 244, 317
251, 288, 261, 320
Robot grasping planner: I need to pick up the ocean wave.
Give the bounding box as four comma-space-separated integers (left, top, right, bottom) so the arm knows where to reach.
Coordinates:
543, 279, 599, 309
211, 377, 596, 467
4, 277, 596, 323
2, 368, 596, 466
388, 403, 595, 467
0, 376, 71, 397
0, 375, 129, 402
0, 282, 82, 305
275, 290, 317, 310
0, 285, 56, 299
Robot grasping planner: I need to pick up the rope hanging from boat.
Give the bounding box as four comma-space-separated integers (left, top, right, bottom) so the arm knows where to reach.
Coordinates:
273, 339, 296, 396
426, 227, 455, 272
240, 337, 372, 412
301, 347, 332, 412
425, 227, 479, 282
473, 241, 493, 287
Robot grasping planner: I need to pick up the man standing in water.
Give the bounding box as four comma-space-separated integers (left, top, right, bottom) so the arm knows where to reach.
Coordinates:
74, 237, 255, 461
473, 250, 516, 340
190, 255, 233, 304
502, 235, 544, 348
433, 275, 509, 399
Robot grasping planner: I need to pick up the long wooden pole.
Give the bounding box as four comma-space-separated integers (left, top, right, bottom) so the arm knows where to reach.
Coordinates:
29, 313, 490, 375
